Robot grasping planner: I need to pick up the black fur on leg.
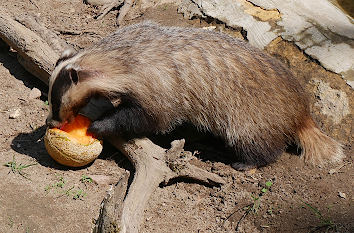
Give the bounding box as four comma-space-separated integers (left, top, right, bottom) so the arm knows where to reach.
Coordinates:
88, 96, 158, 139
231, 162, 256, 171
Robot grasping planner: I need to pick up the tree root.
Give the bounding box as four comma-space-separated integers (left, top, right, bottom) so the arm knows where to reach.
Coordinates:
94, 137, 225, 233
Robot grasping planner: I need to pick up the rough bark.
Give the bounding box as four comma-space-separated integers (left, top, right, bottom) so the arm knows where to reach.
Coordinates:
0, 12, 68, 84
94, 137, 225, 233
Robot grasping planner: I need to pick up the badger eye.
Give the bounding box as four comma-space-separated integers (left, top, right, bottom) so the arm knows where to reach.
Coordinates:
69, 68, 79, 84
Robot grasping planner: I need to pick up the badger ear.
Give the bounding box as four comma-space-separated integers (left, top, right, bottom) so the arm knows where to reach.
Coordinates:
55, 47, 77, 67
68, 67, 96, 85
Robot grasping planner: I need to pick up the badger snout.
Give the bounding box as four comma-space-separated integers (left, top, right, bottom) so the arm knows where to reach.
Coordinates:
46, 117, 62, 129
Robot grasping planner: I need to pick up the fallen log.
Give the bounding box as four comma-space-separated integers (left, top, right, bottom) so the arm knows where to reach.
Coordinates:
0, 12, 66, 84
0, 13, 225, 233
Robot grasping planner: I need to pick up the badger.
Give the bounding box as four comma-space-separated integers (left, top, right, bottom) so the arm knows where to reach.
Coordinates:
46, 22, 344, 170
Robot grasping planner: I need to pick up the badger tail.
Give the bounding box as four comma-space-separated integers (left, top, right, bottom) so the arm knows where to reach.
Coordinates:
297, 117, 344, 164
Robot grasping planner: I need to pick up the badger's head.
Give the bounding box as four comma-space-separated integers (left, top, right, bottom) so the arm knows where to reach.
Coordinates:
46, 48, 98, 128
47, 47, 128, 129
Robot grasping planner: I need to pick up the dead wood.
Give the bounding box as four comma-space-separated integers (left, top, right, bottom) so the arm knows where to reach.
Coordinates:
85, 0, 135, 25
14, 14, 71, 55
116, 0, 135, 25
94, 172, 130, 233
0, 14, 225, 233
94, 137, 225, 233
0, 12, 69, 84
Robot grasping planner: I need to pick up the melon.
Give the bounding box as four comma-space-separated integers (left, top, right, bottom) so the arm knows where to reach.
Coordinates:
44, 115, 102, 167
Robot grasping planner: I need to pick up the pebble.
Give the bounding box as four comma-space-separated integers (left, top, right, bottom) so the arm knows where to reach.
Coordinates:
9, 108, 21, 119
28, 88, 42, 100
202, 26, 216, 30
338, 192, 346, 199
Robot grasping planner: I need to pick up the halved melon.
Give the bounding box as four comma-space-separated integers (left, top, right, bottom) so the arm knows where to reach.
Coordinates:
44, 115, 102, 167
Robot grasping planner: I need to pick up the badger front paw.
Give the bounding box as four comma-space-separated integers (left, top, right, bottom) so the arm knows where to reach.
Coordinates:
88, 118, 117, 137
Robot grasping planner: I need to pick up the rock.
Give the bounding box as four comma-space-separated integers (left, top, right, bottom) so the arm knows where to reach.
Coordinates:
313, 80, 350, 124
250, 0, 354, 82
202, 26, 216, 31
28, 87, 41, 99
177, 0, 204, 19
328, 164, 345, 175
188, 0, 278, 49
9, 108, 21, 119
177, 0, 354, 86
338, 192, 346, 199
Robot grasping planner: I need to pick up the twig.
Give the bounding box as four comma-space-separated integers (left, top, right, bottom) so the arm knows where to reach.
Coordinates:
29, 0, 39, 9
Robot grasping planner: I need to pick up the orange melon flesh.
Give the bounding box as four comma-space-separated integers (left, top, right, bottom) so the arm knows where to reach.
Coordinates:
53, 115, 95, 145
44, 114, 103, 167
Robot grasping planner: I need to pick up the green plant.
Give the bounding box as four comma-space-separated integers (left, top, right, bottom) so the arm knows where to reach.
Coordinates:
235, 180, 274, 232
8, 217, 14, 228
63, 186, 75, 197
73, 189, 86, 200
249, 194, 260, 214
45, 176, 87, 200
45, 176, 66, 193
301, 201, 337, 232
261, 181, 273, 193
250, 180, 272, 213
56, 176, 66, 188
4, 156, 37, 179
80, 174, 93, 184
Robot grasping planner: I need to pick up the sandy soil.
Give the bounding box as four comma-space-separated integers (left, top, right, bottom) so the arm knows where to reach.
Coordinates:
0, 1, 353, 232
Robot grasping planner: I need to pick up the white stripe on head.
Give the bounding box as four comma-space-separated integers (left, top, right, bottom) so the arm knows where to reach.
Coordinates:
48, 52, 84, 118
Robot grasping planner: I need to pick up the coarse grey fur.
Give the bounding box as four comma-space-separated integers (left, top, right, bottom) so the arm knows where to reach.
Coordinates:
47, 21, 344, 169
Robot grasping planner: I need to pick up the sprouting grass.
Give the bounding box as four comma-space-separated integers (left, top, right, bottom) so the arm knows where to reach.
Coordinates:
301, 201, 338, 233
80, 174, 93, 184
247, 180, 273, 214
45, 176, 87, 200
8, 217, 14, 228
62, 186, 75, 197
248, 195, 261, 214
45, 176, 66, 193
73, 189, 86, 200
234, 180, 273, 231
4, 156, 37, 179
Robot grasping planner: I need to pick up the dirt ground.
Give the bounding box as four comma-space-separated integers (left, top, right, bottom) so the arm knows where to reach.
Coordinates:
0, 1, 353, 232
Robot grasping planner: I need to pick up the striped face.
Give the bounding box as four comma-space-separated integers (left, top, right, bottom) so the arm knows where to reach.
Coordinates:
47, 49, 111, 129
46, 49, 82, 128
47, 66, 77, 128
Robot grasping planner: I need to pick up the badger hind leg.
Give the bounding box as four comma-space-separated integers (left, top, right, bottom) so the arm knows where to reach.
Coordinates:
231, 137, 287, 171
231, 162, 257, 171
297, 117, 344, 165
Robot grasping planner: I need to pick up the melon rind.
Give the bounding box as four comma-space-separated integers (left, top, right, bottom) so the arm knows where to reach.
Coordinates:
44, 128, 103, 167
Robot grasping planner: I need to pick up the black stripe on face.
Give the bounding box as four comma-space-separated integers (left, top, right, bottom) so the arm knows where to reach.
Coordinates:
50, 68, 73, 122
